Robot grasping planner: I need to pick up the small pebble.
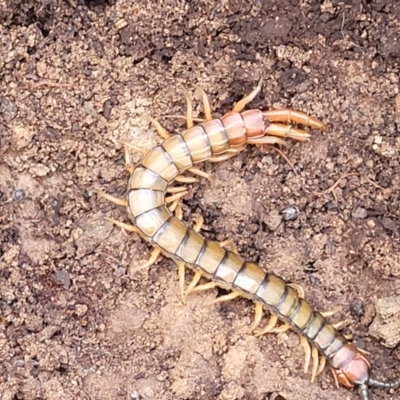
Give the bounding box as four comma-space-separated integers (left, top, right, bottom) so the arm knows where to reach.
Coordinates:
12, 189, 25, 201
280, 205, 300, 221
51, 269, 71, 290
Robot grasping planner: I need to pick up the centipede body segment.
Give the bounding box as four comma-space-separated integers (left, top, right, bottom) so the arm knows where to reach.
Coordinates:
102, 80, 400, 400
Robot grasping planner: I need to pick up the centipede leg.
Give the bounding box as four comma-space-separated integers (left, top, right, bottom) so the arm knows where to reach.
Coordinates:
149, 117, 171, 139
184, 271, 203, 301
165, 191, 189, 204
177, 261, 187, 303
132, 247, 161, 272
123, 144, 135, 174
316, 355, 326, 377
271, 323, 290, 333
248, 302, 264, 332
175, 175, 198, 183
104, 217, 139, 233
208, 147, 246, 163
300, 337, 312, 373
205, 290, 241, 305
232, 78, 263, 113
189, 281, 218, 293
104, 217, 163, 272
183, 215, 205, 301
194, 86, 212, 120
320, 307, 341, 318
188, 166, 212, 181
119, 140, 149, 155
97, 191, 128, 207
254, 314, 279, 336
310, 347, 320, 383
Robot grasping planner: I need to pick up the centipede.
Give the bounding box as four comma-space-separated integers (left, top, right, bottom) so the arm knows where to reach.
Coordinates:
100, 79, 400, 400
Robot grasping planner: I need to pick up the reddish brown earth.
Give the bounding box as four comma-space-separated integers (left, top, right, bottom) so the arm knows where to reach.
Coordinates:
1, 1, 400, 399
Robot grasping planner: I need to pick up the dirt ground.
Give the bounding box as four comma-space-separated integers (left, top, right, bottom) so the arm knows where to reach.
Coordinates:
1, 1, 400, 399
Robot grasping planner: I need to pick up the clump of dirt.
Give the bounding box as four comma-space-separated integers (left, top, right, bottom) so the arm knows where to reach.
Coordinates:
1, 1, 400, 399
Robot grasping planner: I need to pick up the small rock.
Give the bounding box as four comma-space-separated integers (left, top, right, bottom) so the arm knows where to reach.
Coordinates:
37, 325, 60, 342
366, 219, 375, 229
263, 211, 282, 231
75, 304, 88, 317
280, 205, 300, 221
369, 296, 400, 347
25, 315, 43, 333
51, 269, 71, 290
12, 189, 25, 201
0, 96, 18, 123
352, 207, 368, 219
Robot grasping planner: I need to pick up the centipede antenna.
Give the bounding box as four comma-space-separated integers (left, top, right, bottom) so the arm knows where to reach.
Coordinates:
368, 377, 400, 389
359, 384, 369, 400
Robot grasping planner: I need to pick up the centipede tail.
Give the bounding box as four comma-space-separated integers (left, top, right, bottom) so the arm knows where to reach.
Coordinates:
104, 80, 399, 399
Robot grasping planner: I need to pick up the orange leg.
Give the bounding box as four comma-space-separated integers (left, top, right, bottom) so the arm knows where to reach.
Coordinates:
232, 78, 264, 113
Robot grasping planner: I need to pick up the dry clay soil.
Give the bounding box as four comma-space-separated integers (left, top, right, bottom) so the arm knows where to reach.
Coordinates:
1, 1, 400, 400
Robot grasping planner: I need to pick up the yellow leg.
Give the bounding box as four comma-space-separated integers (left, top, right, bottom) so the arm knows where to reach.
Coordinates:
173, 205, 183, 220
232, 78, 263, 113
182, 215, 205, 302
123, 144, 135, 174
184, 270, 203, 300
193, 214, 204, 232
320, 307, 341, 318
165, 191, 188, 204
149, 117, 171, 140
190, 281, 217, 293
205, 290, 241, 305
194, 86, 212, 120
104, 217, 138, 233
128, 247, 162, 274
332, 320, 346, 330
248, 302, 264, 332
300, 336, 312, 373
310, 347, 320, 383
316, 355, 326, 377
177, 262, 186, 304
271, 323, 290, 333
188, 166, 212, 181
118, 140, 149, 155
255, 314, 279, 336
97, 191, 128, 207
175, 175, 198, 183
104, 218, 161, 272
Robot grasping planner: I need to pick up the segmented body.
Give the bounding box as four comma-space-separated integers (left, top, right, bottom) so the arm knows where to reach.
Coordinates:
126, 108, 370, 389
104, 83, 399, 399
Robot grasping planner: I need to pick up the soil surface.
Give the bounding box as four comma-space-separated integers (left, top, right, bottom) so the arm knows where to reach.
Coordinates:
1, 1, 400, 400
